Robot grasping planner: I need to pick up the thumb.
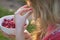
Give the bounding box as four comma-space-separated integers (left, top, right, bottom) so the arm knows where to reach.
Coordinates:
24, 10, 32, 18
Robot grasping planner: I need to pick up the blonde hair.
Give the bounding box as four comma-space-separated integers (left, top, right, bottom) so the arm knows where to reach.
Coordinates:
26, 0, 60, 40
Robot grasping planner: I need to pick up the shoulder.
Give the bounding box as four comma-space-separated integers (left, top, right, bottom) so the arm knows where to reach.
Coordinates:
43, 30, 60, 40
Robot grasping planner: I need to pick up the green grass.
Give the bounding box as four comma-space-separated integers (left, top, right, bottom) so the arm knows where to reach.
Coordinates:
0, 7, 14, 18
27, 22, 36, 33
0, 32, 9, 40
0, 7, 36, 40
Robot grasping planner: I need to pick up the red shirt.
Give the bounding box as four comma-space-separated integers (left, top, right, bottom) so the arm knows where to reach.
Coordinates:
43, 30, 60, 40
43, 24, 60, 40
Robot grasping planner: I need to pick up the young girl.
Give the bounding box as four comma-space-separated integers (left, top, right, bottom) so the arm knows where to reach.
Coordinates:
15, 0, 60, 40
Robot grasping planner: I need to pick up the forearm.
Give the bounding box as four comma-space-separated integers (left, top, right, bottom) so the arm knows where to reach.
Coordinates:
16, 30, 25, 40
15, 19, 25, 40
15, 25, 25, 40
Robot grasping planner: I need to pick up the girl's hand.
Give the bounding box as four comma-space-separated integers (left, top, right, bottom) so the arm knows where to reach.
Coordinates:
14, 5, 32, 30
24, 30, 32, 40
14, 5, 32, 40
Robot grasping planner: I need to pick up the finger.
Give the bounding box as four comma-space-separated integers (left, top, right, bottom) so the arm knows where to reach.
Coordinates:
20, 8, 32, 15
24, 30, 31, 36
20, 5, 29, 9
15, 8, 32, 16
24, 30, 31, 39
15, 5, 30, 14
21, 5, 29, 8
24, 10, 33, 18
14, 4, 31, 15
24, 30, 28, 33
